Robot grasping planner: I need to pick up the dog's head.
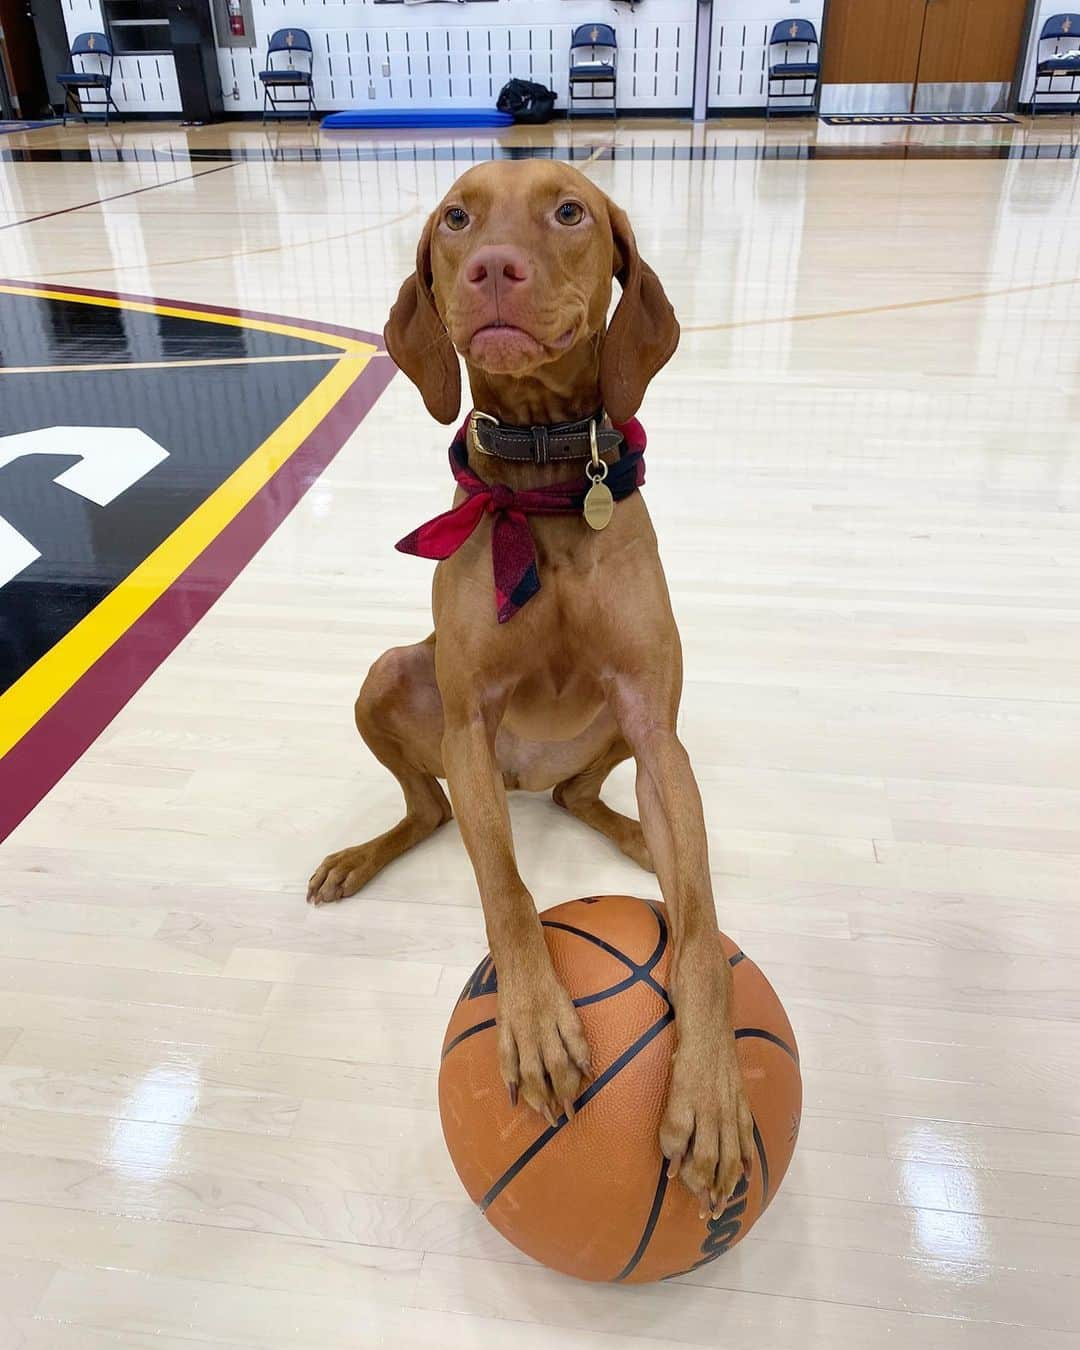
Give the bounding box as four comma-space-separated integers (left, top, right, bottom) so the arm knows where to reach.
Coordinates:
384, 160, 679, 425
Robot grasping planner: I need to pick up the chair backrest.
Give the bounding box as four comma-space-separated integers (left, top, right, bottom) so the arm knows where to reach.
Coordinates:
570, 22, 617, 52
71, 31, 112, 59
268, 28, 313, 57
1040, 13, 1080, 41
770, 19, 818, 47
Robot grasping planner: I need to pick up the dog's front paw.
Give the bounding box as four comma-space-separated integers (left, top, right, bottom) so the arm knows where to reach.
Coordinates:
497, 970, 592, 1127
307, 845, 379, 905
661, 1022, 755, 1219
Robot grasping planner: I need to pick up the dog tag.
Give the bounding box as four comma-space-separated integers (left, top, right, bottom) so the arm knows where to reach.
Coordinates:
583, 478, 614, 531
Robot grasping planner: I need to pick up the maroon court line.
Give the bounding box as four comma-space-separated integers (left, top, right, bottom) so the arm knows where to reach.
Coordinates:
0, 295, 397, 843
0, 160, 238, 233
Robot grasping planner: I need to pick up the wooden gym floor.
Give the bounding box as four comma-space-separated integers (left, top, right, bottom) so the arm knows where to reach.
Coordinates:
0, 113, 1078, 1347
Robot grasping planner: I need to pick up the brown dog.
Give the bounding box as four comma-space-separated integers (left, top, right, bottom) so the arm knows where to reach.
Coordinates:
309, 160, 753, 1216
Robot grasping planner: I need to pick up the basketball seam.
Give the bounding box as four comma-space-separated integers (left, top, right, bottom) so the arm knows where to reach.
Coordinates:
734, 1026, 799, 1064
441, 1017, 496, 1059
479, 1007, 676, 1213
442, 901, 672, 1062
613, 1156, 669, 1282
541, 915, 670, 1005
753, 1118, 770, 1208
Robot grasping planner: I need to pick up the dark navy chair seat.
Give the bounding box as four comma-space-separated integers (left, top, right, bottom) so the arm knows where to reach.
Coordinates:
57, 33, 119, 125
259, 69, 312, 85
258, 28, 316, 122
570, 61, 615, 79
58, 70, 110, 86
1038, 54, 1080, 71
568, 23, 617, 118
770, 61, 820, 77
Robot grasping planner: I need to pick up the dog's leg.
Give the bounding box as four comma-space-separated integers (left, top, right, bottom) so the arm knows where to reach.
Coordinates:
441, 695, 591, 1124
552, 738, 654, 872
613, 692, 755, 1218
307, 639, 451, 905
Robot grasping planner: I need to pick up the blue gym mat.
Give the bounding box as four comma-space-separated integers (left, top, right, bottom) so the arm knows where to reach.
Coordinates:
322, 108, 513, 130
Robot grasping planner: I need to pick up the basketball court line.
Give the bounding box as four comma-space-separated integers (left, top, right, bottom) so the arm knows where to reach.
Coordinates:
0, 161, 237, 233
3, 142, 1079, 163
0, 280, 396, 839
683, 272, 1080, 333
0, 352, 354, 376
33, 201, 424, 282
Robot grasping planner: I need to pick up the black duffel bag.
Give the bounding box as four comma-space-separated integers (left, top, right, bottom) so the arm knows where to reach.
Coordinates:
497, 78, 558, 124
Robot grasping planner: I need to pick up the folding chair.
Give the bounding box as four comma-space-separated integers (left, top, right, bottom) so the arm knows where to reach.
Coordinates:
568, 23, 617, 119
1032, 14, 1080, 115
259, 29, 315, 124
766, 19, 820, 118
57, 32, 119, 127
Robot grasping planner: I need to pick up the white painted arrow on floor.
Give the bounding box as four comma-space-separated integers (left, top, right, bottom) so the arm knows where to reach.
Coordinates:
0, 426, 169, 591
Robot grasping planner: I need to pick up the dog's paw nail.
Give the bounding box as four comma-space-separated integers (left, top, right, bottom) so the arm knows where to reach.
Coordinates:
508, 1083, 518, 1108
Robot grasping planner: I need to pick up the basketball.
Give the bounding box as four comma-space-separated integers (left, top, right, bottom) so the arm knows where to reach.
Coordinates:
438, 894, 802, 1284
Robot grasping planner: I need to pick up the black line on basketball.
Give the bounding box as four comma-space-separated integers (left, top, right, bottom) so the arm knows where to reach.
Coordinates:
480, 1007, 676, 1213
445, 907, 671, 1064
753, 1118, 770, 1207
573, 972, 640, 1008
614, 1156, 669, 1282
541, 920, 639, 973
734, 1027, 799, 1064
543, 909, 670, 1005
441, 1017, 496, 1059
729, 951, 746, 968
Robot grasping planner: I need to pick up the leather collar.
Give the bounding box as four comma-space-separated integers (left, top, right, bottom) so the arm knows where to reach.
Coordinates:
468, 408, 624, 465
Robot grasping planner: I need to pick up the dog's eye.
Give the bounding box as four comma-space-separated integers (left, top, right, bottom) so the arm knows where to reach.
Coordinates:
444, 206, 470, 231
556, 201, 585, 226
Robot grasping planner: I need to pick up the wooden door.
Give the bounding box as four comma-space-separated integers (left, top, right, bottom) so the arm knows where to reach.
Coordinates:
821, 0, 926, 85
0, 0, 49, 116
916, 0, 1029, 83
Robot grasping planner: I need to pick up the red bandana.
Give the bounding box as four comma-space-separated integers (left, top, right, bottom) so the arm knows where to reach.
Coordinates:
397, 416, 646, 623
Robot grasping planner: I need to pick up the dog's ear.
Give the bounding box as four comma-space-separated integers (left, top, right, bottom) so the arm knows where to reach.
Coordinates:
599, 201, 680, 425
384, 213, 461, 424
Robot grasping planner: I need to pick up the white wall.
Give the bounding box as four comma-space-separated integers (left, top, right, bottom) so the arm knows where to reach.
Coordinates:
61, 0, 701, 116
707, 1, 824, 110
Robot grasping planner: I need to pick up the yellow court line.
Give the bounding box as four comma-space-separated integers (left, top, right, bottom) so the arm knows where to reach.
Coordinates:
0, 282, 371, 354
0, 283, 379, 759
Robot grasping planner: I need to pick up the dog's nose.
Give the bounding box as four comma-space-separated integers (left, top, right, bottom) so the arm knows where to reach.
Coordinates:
464, 245, 530, 288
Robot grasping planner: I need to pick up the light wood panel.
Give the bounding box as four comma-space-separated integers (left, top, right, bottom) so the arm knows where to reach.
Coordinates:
0, 114, 1079, 1347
